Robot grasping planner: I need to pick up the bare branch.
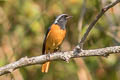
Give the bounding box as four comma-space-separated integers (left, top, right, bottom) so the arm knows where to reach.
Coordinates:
79, 0, 120, 48
0, 46, 119, 76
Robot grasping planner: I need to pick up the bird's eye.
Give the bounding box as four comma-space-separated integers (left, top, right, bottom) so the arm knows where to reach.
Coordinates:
63, 15, 68, 19
64, 15, 68, 18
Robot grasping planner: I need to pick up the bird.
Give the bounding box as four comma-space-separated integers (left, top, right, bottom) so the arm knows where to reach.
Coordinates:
41, 14, 72, 73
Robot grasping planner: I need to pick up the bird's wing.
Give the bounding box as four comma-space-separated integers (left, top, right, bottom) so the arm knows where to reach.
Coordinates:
42, 27, 51, 54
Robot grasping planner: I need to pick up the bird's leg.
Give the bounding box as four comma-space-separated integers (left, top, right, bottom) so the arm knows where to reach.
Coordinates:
46, 52, 51, 61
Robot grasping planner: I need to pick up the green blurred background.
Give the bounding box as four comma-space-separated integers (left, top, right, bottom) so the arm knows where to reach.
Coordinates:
0, 0, 120, 80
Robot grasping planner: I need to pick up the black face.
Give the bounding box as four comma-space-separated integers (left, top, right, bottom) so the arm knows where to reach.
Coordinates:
54, 14, 72, 29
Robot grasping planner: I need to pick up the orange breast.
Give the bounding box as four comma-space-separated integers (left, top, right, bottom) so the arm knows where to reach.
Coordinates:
45, 24, 66, 53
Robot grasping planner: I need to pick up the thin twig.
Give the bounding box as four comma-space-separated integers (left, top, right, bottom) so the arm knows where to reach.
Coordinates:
79, 0, 120, 48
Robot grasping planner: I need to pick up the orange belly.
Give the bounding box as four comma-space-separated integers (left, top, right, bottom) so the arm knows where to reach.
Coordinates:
45, 24, 66, 53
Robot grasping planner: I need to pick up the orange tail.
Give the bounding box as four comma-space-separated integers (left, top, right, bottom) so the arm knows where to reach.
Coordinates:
41, 62, 50, 73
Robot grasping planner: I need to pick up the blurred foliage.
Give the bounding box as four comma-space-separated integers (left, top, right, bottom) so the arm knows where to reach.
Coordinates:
0, 0, 120, 80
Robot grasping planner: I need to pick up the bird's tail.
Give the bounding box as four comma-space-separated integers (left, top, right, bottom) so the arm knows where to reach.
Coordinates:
41, 62, 50, 73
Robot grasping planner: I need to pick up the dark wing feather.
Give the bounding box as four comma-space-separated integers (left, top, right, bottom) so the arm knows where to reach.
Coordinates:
42, 27, 51, 54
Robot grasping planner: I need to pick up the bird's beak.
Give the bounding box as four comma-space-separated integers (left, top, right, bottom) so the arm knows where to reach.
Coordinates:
66, 16, 72, 19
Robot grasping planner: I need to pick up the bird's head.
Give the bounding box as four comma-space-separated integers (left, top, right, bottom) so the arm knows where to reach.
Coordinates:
54, 14, 72, 29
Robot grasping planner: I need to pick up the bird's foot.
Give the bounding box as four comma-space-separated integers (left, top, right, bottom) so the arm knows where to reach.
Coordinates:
46, 53, 51, 61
